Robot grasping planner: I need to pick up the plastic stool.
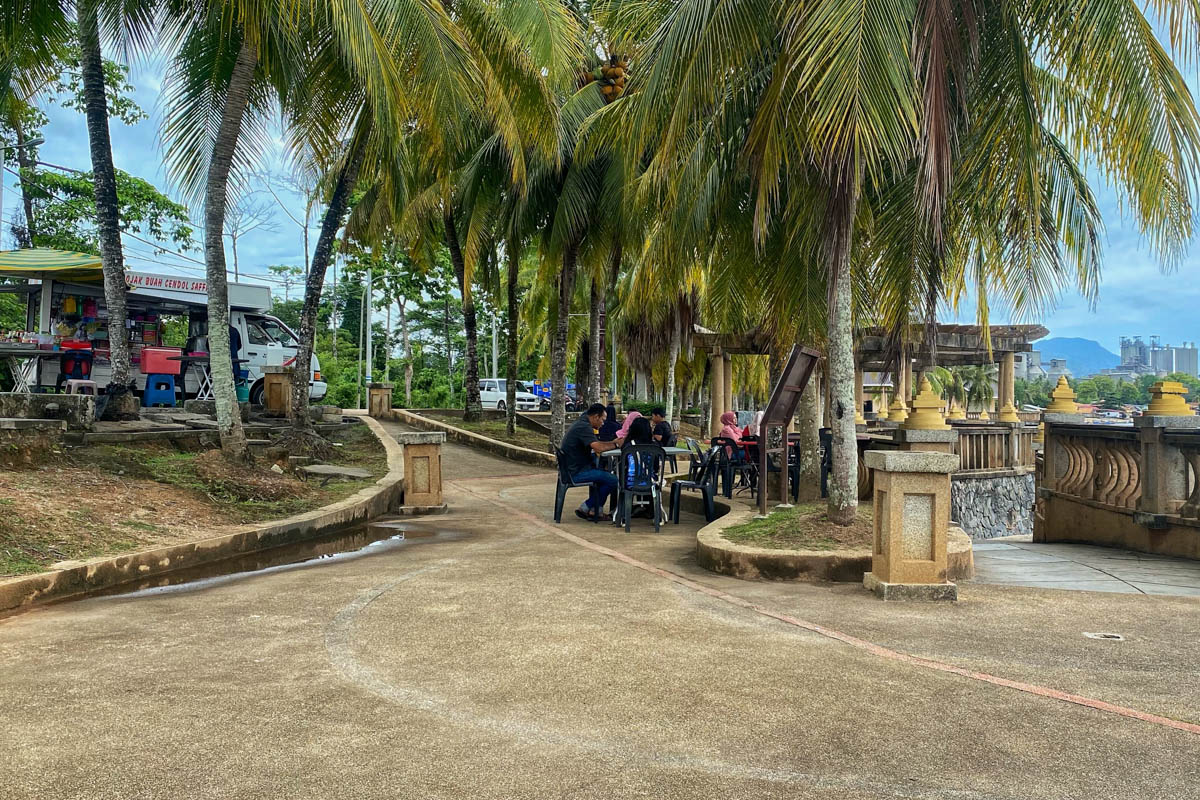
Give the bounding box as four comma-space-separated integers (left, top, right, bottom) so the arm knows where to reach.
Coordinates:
143, 374, 177, 407
65, 379, 98, 396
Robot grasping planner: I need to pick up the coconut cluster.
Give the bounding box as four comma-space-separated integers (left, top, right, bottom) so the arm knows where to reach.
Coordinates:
581, 56, 628, 102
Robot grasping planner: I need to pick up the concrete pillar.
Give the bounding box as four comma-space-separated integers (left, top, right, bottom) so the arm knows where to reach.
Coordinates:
997, 353, 1019, 422
722, 352, 733, 414
396, 431, 446, 508
709, 351, 724, 437
368, 382, 394, 418
875, 387, 888, 421
263, 366, 294, 418
862, 450, 959, 601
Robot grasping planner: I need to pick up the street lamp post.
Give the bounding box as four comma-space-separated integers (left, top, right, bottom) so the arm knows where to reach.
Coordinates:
0, 137, 46, 249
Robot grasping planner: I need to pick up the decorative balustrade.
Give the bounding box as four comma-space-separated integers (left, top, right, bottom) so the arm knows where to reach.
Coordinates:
954, 425, 1037, 471
1052, 428, 1142, 510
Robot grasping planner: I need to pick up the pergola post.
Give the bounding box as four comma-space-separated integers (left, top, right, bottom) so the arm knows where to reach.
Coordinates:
722, 352, 733, 414
709, 349, 724, 437
854, 365, 865, 425
997, 352, 1019, 422
875, 387, 889, 421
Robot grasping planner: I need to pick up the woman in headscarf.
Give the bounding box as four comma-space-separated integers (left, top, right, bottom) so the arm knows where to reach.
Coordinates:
718, 411, 742, 441
598, 404, 620, 441
616, 410, 643, 442
743, 410, 765, 439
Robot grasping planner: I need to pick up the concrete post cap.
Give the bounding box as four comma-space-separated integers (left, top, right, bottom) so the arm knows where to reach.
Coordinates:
262, 366, 294, 374
395, 431, 446, 445
864, 450, 959, 473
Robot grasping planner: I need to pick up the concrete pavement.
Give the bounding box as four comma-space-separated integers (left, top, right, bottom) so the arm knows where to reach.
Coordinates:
0, 421, 1197, 799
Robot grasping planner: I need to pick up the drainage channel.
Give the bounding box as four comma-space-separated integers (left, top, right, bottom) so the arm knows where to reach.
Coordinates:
76, 520, 467, 604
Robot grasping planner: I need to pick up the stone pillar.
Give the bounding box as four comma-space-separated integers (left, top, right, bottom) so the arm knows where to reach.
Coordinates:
1134, 381, 1198, 520
875, 388, 889, 421
854, 366, 866, 425
368, 382, 394, 418
887, 363, 909, 423
263, 366, 294, 418
997, 353, 1019, 422
722, 352, 734, 414
863, 450, 960, 601
709, 350, 724, 437
397, 431, 446, 508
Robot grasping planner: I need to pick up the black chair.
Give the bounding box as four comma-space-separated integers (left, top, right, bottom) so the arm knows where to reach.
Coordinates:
748, 440, 800, 503
685, 438, 705, 480
553, 449, 597, 523
818, 428, 833, 498
711, 436, 753, 498
615, 444, 667, 532
670, 446, 722, 523
663, 431, 680, 473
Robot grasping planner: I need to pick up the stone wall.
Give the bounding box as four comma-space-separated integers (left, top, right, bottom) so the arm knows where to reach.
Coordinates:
951, 470, 1035, 540
0, 393, 95, 431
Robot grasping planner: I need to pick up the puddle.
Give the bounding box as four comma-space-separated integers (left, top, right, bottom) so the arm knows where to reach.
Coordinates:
79, 521, 466, 602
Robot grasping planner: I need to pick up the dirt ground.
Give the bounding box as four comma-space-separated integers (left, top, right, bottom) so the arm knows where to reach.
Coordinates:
0, 424, 387, 577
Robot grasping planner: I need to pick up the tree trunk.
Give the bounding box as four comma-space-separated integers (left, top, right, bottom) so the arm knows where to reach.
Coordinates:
443, 290, 453, 405
796, 373, 822, 501
826, 180, 859, 525
576, 338, 590, 404
14, 123, 36, 245
289, 126, 368, 435
202, 40, 258, 460
400, 299, 412, 406
445, 209, 482, 421
78, 1, 136, 416
588, 276, 604, 404
505, 241, 519, 436
549, 240, 579, 448
665, 307, 680, 423
384, 302, 392, 381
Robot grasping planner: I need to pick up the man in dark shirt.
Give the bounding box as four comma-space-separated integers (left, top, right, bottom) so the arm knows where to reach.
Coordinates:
561, 403, 621, 520
650, 407, 673, 446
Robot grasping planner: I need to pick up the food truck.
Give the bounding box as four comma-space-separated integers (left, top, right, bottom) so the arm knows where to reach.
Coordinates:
0, 250, 326, 403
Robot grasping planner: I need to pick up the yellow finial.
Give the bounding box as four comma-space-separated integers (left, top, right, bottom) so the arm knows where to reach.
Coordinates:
904, 376, 949, 430
1044, 376, 1078, 414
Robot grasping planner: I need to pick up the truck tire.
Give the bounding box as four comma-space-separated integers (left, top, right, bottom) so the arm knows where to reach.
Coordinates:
249, 379, 264, 407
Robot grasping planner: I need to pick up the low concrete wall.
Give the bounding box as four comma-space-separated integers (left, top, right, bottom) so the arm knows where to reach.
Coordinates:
696, 505, 974, 583
1035, 492, 1200, 560
404, 407, 549, 436
952, 469, 1035, 540
389, 408, 556, 468
0, 414, 404, 618
0, 392, 95, 431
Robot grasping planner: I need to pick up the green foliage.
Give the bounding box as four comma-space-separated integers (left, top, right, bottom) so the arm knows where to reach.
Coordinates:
20, 167, 194, 253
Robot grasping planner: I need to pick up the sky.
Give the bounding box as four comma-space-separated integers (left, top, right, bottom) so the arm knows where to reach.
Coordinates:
7, 53, 1200, 357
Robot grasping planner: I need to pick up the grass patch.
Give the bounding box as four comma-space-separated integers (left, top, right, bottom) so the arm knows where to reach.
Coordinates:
721, 502, 874, 551
424, 412, 549, 451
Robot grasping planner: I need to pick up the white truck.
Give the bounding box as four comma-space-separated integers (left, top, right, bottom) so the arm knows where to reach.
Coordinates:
28, 270, 327, 402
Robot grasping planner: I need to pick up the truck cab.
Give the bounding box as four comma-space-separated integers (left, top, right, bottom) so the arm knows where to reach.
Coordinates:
232, 312, 326, 404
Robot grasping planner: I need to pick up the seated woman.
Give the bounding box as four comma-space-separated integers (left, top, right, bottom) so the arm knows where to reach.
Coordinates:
616, 410, 643, 441
717, 411, 745, 461
597, 404, 620, 441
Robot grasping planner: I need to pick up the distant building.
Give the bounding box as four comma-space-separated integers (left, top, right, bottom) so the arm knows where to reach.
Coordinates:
1173, 343, 1199, 377
1113, 335, 1198, 379
1014, 351, 1047, 381
1045, 358, 1071, 383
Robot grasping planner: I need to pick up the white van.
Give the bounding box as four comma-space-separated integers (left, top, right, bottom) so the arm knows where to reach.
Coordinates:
478, 378, 539, 411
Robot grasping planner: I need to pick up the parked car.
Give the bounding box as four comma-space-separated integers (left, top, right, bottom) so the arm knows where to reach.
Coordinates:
478, 379, 540, 411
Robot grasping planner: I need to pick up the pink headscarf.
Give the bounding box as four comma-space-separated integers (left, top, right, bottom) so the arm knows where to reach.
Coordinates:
719, 411, 737, 427
718, 411, 742, 442
617, 411, 642, 440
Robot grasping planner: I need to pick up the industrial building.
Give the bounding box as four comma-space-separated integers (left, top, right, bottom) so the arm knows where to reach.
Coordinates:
1110, 335, 1198, 378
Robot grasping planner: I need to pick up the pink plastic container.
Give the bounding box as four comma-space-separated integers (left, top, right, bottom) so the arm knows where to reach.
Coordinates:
140, 346, 183, 375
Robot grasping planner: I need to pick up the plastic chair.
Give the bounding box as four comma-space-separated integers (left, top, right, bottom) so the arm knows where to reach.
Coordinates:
710, 436, 753, 498
55, 350, 93, 392
685, 438, 704, 480
616, 444, 666, 532
143, 374, 177, 407
748, 440, 799, 503
65, 379, 98, 396
553, 448, 597, 523
670, 446, 722, 523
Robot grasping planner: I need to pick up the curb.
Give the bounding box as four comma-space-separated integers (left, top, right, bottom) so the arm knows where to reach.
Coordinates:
386, 408, 556, 469
696, 504, 975, 583
0, 413, 405, 618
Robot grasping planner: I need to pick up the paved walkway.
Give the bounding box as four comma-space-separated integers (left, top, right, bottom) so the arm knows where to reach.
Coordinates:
972, 536, 1200, 596
0, 421, 1198, 799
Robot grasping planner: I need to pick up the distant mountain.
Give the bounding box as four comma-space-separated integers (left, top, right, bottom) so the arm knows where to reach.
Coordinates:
1037, 337, 1120, 377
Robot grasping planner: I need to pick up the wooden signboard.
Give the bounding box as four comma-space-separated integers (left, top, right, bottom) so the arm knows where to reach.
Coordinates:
759, 345, 821, 516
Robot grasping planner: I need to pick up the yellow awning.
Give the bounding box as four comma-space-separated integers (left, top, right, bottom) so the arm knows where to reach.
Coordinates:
0, 248, 104, 281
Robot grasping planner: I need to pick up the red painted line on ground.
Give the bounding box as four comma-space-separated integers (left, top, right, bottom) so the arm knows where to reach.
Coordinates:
451, 480, 1200, 737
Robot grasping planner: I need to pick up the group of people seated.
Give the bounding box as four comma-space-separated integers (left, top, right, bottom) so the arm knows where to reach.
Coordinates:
561, 403, 675, 522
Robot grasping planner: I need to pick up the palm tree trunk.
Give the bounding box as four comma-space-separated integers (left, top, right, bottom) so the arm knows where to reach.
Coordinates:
588, 275, 604, 404
549, 239, 579, 447
14, 123, 36, 245
796, 373, 822, 501
290, 123, 369, 436
203, 40, 258, 460
443, 290, 453, 405
445, 209, 482, 421
826, 180, 859, 525
665, 306, 680, 422
505, 241, 519, 436
78, 0, 135, 416
400, 299, 412, 406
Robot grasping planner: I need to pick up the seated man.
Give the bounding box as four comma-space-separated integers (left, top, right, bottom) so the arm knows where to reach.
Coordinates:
650, 406, 673, 446
562, 403, 622, 520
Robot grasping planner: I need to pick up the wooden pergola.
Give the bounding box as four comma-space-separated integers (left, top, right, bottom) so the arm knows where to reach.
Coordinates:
690, 326, 778, 436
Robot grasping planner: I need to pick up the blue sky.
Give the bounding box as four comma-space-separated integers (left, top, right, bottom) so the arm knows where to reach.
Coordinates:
8, 55, 1200, 356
